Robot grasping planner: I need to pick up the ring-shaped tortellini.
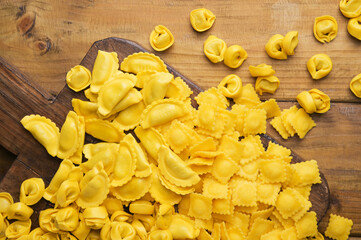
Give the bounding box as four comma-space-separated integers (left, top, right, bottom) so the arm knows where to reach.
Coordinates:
57, 111, 83, 159
113, 101, 145, 131
20, 178, 45, 206
168, 214, 200, 239
83, 206, 108, 230
149, 25, 174, 51
0, 192, 13, 214
265, 34, 287, 60
307, 54, 332, 80
203, 35, 227, 63
71, 213, 91, 240
39, 209, 60, 233
76, 162, 110, 209
72, 99, 99, 121
218, 74, 242, 98
158, 146, 200, 187
142, 72, 174, 105
121, 52, 168, 74
110, 210, 132, 223
297, 89, 331, 113
100, 222, 136, 240
81, 146, 117, 175
129, 200, 154, 215
347, 16, 361, 40
55, 207, 79, 232
21, 114, 60, 157
111, 175, 152, 202
283, 31, 299, 55
111, 140, 136, 187
6, 202, 33, 221
350, 73, 361, 98
190, 8, 216, 32
134, 126, 168, 160
313, 15, 338, 43
28, 227, 45, 240
140, 99, 189, 129
255, 75, 280, 95
249, 64, 275, 77
148, 229, 173, 240
131, 219, 147, 240
85, 119, 125, 143
223, 45, 248, 69
56, 179, 80, 208
0, 213, 9, 239
90, 50, 119, 94
339, 0, 361, 18
97, 78, 135, 117
66, 65, 91, 92
5, 219, 31, 239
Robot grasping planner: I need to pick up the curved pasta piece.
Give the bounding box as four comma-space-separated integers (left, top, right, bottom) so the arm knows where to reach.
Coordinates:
265, 34, 287, 60
66, 65, 91, 92
120, 52, 168, 74
190, 8, 216, 32
20, 178, 45, 206
39, 209, 60, 233
141, 99, 188, 129
76, 162, 110, 208
155, 204, 174, 230
5, 219, 31, 239
68, 116, 85, 165
255, 75, 280, 95
97, 78, 135, 117
249, 64, 275, 77
158, 146, 200, 187
112, 101, 145, 131
129, 200, 154, 215
308, 89, 330, 113
82, 147, 116, 175
83, 142, 119, 160
148, 164, 182, 205
111, 140, 136, 187
100, 222, 136, 240
111, 175, 152, 202
307, 53, 332, 80
224, 45, 248, 69
142, 72, 173, 105
148, 229, 173, 240
350, 73, 361, 98
109, 88, 143, 116
283, 31, 299, 55
109, 71, 137, 85
90, 50, 119, 94
203, 35, 227, 63
195, 87, 229, 109
339, 0, 361, 18
165, 76, 193, 100
6, 202, 33, 221
123, 134, 151, 178
158, 170, 195, 195
296, 91, 317, 114
71, 213, 91, 240
149, 25, 174, 51
347, 16, 361, 40
168, 214, 200, 239
85, 119, 124, 143
21, 114, 60, 157
313, 16, 338, 43
84, 88, 98, 103
72, 99, 99, 120
134, 126, 167, 160
110, 210, 132, 223
55, 207, 79, 232
28, 227, 46, 240
218, 74, 242, 98
44, 159, 74, 203
57, 111, 82, 159
56, 179, 80, 208
83, 206, 108, 230
0, 192, 13, 215
234, 83, 261, 107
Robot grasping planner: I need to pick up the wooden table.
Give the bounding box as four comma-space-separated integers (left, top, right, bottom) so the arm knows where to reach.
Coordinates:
0, 0, 360, 238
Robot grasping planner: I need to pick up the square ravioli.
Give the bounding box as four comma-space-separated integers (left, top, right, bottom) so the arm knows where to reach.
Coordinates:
325, 214, 353, 240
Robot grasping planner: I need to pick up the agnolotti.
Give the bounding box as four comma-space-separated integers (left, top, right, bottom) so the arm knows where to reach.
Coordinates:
158, 146, 200, 187
111, 175, 152, 202
141, 99, 189, 129
142, 72, 173, 105
113, 101, 145, 131
85, 119, 124, 143
111, 140, 136, 187
120, 52, 168, 74
21, 114, 60, 157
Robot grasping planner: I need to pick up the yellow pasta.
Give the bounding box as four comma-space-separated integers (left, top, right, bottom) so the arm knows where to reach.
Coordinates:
203, 35, 227, 63
223, 45, 248, 68
350, 73, 361, 98
20, 178, 45, 206
218, 74, 242, 98
190, 8, 216, 32
307, 53, 332, 80
295, 211, 318, 238
347, 16, 361, 40
339, 0, 361, 18
313, 16, 338, 43
66, 65, 91, 92
187, 193, 213, 220
249, 64, 275, 77
255, 75, 280, 95
283, 31, 299, 55
325, 214, 353, 240
83, 206, 108, 230
265, 34, 287, 60
5, 219, 31, 239
55, 206, 79, 232
121, 52, 168, 74
149, 25, 174, 51
6, 202, 33, 221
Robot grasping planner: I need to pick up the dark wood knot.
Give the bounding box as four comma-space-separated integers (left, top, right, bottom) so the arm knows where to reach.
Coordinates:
16, 12, 36, 35
33, 37, 52, 55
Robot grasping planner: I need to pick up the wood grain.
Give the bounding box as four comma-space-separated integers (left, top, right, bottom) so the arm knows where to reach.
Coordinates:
0, 37, 329, 232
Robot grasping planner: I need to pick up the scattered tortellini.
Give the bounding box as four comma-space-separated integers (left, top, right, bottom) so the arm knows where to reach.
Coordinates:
297, 89, 331, 114
265, 31, 299, 60
313, 15, 338, 43
223, 44, 248, 68
149, 25, 174, 51
350, 73, 361, 98
203, 35, 227, 63
13, 50, 352, 240
190, 8, 216, 32
347, 16, 361, 40
307, 53, 333, 80
339, 0, 361, 18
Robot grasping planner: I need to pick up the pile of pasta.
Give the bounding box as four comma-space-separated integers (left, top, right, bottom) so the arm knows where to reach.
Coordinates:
0, 49, 353, 240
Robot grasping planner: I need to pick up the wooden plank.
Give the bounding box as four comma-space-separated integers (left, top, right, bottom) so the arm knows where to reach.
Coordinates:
0, 0, 360, 102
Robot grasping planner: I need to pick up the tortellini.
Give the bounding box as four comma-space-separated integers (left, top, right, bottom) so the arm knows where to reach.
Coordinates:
20, 178, 45, 205
255, 75, 280, 95
313, 15, 338, 43
217, 74, 242, 99
6, 202, 33, 221
347, 16, 361, 40
339, 0, 361, 18
5, 219, 31, 239
350, 73, 361, 98
249, 64, 275, 77
203, 35, 227, 63
0, 192, 13, 214
283, 31, 299, 55
223, 45, 248, 68
66, 65, 91, 92
190, 8, 216, 32
307, 53, 332, 79
297, 89, 331, 113
149, 25, 174, 51
265, 34, 287, 60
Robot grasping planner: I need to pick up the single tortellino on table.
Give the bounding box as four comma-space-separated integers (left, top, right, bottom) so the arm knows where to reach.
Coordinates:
66, 65, 91, 92
217, 74, 242, 98
249, 64, 275, 77
307, 53, 332, 80
203, 35, 227, 63
350, 73, 361, 98
297, 89, 331, 113
347, 16, 361, 40
313, 15, 338, 43
339, 0, 361, 18
255, 75, 280, 95
20, 178, 45, 206
265, 34, 287, 60
283, 31, 299, 55
190, 8, 216, 32
149, 25, 174, 51
223, 45, 248, 68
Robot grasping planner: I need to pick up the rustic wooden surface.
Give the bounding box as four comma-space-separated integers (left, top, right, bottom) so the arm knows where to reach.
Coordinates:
0, 0, 360, 237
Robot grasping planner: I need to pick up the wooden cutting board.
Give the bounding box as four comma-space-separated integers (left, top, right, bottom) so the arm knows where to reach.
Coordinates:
0, 38, 329, 229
